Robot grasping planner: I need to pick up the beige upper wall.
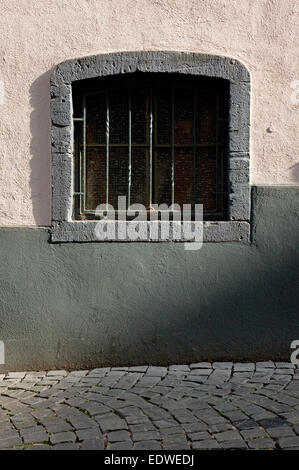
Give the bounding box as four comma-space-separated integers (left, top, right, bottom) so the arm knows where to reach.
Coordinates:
0, 0, 298, 226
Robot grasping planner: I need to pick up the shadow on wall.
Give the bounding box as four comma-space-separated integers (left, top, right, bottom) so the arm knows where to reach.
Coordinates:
290, 163, 299, 183
0, 187, 298, 370
29, 70, 52, 226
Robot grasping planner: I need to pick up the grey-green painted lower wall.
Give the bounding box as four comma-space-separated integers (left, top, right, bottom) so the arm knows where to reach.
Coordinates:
0, 186, 298, 371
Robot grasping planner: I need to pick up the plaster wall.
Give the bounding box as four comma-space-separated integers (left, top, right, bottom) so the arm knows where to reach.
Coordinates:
0, 0, 298, 226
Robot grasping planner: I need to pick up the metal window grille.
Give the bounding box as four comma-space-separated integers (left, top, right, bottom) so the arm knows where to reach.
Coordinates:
73, 75, 228, 220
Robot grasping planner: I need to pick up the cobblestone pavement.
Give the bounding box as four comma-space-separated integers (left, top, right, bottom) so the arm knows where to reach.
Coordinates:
0, 362, 299, 450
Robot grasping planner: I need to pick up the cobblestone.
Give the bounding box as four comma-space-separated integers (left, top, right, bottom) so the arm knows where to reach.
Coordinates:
0, 363, 297, 450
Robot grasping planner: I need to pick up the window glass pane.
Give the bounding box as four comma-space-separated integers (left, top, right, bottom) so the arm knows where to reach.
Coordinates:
154, 149, 172, 206
196, 93, 217, 144
198, 147, 217, 211
109, 90, 129, 144
131, 87, 147, 144
174, 148, 194, 207
155, 87, 172, 145
130, 148, 148, 207
85, 147, 106, 210
86, 94, 106, 144
174, 88, 194, 145
109, 148, 128, 208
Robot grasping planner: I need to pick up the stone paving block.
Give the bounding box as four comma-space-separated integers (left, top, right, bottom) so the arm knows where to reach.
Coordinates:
50, 431, 76, 444
190, 363, 211, 369
31, 408, 56, 420
256, 362, 275, 368
187, 369, 211, 376
25, 444, 51, 450
234, 419, 260, 430
134, 440, 162, 450
222, 410, 250, 422
213, 362, 233, 370
214, 430, 242, 442
47, 371, 68, 376
153, 419, 178, 429
210, 423, 234, 433
11, 415, 37, 430
6, 372, 26, 379
163, 441, 190, 450
248, 438, 276, 449
221, 439, 248, 449
206, 371, 231, 383
160, 427, 185, 437
0, 423, 15, 434
107, 441, 133, 450
41, 417, 72, 433
68, 371, 89, 377
240, 428, 268, 439
128, 366, 148, 373
96, 412, 128, 432
252, 411, 277, 421
137, 376, 161, 387
146, 367, 167, 377
53, 442, 80, 450
275, 363, 295, 369
81, 401, 112, 416
169, 365, 190, 371
80, 438, 105, 450
195, 411, 227, 425
126, 415, 150, 425
234, 363, 255, 372
275, 369, 294, 375
68, 414, 97, 430
281, 412, 299, 424
188, 431, 211, 441
182, 421, 208, 433
20, 426, 49, 444
118, 405, 145, 417
0, 436, 23, 449
266, 426, 296, 438
259, 417, 289, 428
172, 409, 198, 424
80, 378, 102, 386
107, 430, 131, 442
76, 427, 103, 441
278, 436, 299, 448
0, 429, 19, 440
132, 431, 159, 442
192, 439, 221, 449
129, 422, 156, 433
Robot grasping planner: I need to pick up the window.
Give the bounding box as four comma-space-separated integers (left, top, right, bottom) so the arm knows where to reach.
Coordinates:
72, 74, 229, 220
51, 52, 250, 242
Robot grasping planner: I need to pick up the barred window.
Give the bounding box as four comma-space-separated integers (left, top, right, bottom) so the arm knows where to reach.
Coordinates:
73, 73, 229, 220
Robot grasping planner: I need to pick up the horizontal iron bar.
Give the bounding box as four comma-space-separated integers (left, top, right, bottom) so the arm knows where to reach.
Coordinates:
85, 143, 218, 148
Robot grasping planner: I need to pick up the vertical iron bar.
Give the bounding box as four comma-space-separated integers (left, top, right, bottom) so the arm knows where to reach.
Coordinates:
193, 90, 197, 208
215, 95, 219, 214
106, 92, 109, 209
82, 95, 86, 213
171, 86, 175, 207
128, 88, 132, 209
149, 87, 153, 206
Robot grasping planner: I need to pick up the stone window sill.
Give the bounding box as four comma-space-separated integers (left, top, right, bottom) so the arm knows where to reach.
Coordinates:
51, 220, 250, 243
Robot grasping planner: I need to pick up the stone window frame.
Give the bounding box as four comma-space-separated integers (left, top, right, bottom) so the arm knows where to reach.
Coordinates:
50, 51, 251, 243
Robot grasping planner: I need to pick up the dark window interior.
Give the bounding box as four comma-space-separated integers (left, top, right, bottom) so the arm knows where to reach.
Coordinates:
72, 73, 229, 220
